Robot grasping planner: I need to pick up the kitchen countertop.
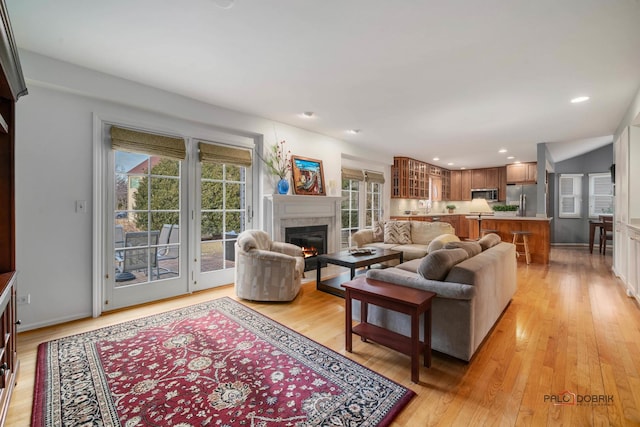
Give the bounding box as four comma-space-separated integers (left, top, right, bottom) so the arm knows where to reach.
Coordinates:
465, 216, 553, 221
392, 213, 461, 217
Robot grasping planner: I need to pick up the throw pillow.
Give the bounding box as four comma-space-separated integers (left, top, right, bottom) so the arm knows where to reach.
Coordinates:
372, 220, 385, 242
426, 233, 460, 253
417, 248, 469, 281
384, 221, 411, 244
478, 233, 501, 251
445, 241, 482, 258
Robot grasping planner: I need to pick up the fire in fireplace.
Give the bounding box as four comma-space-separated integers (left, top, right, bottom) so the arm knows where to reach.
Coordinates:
285, 225, 328, 271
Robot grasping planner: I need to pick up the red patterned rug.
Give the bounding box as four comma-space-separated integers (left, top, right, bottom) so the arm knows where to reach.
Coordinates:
32, 297, 414, 426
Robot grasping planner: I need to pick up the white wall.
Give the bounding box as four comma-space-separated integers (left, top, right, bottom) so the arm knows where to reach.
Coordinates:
15, 50, 392, 330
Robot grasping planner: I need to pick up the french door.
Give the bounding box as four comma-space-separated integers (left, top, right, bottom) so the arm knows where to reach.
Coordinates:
106, 150, 189, 310
103, 125, 254, 311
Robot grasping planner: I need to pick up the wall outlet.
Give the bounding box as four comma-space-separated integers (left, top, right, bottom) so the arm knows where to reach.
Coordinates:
17, 294, 30, 305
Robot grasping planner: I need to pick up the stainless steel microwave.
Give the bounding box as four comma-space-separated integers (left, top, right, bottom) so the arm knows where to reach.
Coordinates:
471, 188, 498, 201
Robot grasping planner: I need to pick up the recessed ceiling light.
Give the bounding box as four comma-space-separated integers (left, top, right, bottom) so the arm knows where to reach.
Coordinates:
347, 129, 361, 135
212, 0, 235, 9
570, 96, 590, 103
433, 157, 440, 161
447, 162, 454, 166
301, 111, 314, 118
514, 161, 521, 164
507, 156, 515, 160
498, 149, 507, 153
460, 167, 466, 170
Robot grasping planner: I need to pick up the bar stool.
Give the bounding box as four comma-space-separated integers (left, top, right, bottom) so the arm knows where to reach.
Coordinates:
511, 231, 532, 264
481, 229, 499, 238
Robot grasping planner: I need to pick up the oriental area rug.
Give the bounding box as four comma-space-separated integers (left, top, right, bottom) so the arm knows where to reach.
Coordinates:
32, 297, 414, 426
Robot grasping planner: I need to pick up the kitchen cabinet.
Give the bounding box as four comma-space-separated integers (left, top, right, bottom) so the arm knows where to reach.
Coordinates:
392, 157, 447, 200
498, 167, 507, 201
392, 157, 429, 199
471, 169, 486, 189
485, 168, 499, 188
449, 171, 461, 200
461, 170, 472, 201
430, 176, 443, 201
506, 162, 537, 184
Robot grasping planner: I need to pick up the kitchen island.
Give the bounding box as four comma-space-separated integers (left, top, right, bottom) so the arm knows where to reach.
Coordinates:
466, 216, 552, 264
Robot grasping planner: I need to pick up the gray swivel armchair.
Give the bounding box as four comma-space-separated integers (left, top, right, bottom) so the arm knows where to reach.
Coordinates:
234, 230, 305, 301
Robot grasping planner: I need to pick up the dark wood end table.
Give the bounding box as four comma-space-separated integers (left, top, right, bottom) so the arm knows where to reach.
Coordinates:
316, 248, 403, 297
342, 275, 435, 383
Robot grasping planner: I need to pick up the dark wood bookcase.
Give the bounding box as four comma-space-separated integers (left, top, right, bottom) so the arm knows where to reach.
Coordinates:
0, 1, 28, 423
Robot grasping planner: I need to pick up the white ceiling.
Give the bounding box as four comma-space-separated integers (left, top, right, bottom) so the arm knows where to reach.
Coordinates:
7, 0, 640, 168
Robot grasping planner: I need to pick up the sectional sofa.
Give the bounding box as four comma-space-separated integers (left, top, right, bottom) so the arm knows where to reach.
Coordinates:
350, 220, 460, 262
351, 234, 517, 361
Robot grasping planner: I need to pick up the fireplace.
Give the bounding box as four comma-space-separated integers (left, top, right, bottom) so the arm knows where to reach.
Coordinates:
285, 225, 328, 271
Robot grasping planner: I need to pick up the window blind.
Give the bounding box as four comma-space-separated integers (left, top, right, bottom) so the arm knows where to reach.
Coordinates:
559, 174, 582, 218
198, 142, 252, 167
364, 170, 385, 184
341, 168, 364, 181
110, 126, 186, 160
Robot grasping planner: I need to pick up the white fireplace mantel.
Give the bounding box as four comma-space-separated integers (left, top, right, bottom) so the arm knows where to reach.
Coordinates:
264, 194, 343, 253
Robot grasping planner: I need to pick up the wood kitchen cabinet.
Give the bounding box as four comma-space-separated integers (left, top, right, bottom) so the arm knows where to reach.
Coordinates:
0, 3, 28, 421
485, 167, 499, 188
471, 169, 486, 189
430, 176, 443, 201
506, 162, 537, 184
392, 157, 428, 199
461, 170, 472, 201
498, 167, 507, 201
449, 170, 461, 200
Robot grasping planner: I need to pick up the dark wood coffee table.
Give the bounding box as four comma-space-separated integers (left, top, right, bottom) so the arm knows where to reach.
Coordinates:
316, 248, 403, 297
342, 275, 435, 383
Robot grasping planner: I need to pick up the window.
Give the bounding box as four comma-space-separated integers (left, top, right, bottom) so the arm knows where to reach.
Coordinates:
365, 181, 383, 228
341, 178, 360, 248
340, 168, 385, 248
588, 173, 613, 217
364, 170, 384, 229
558, 174, 582, 218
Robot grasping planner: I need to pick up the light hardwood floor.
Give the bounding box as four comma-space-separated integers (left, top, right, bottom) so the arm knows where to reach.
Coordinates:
6, 247, 640, 426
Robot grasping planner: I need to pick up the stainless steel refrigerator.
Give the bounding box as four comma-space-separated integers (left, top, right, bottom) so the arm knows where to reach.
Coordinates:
506, 184, 537, 217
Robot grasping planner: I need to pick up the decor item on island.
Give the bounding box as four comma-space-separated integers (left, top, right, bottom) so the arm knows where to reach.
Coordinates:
291, 155, 326, 195
446, 204, 456, 214
261, 140, 291, 194
33, 297, 414, 427
492, 204, 519, 217
469, 197, 493, 237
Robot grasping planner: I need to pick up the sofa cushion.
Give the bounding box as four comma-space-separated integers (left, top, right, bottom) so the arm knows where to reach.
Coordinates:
396, 244, 429, 261
445, 241, 482, 258
364, 242, 398, 251
395, 258, 423, 273
427, 233, 460, 253
384, 221, 411, 244
478, 233, 501, 251
411, 221, 455, 245
372, 220, 385, 242
417, 248, 469, 281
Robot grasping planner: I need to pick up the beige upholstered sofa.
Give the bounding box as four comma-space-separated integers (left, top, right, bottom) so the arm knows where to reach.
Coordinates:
234, 230, 305, 302
350, 220, 459, 262
352, 234, 517, 361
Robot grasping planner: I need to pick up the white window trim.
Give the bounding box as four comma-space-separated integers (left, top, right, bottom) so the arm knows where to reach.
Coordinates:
558, 174, 583, 218
588, 172, 614, 218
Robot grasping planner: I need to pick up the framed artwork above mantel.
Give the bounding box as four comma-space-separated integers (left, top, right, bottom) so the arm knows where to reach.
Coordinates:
291, 155, 326, 196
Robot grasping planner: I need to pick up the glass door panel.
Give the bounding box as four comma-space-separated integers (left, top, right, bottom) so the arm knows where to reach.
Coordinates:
108, 151, 187, 310
196, 160, 249, 288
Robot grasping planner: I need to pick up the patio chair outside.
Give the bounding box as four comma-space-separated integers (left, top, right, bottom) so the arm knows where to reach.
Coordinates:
116, 230, 160, 282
